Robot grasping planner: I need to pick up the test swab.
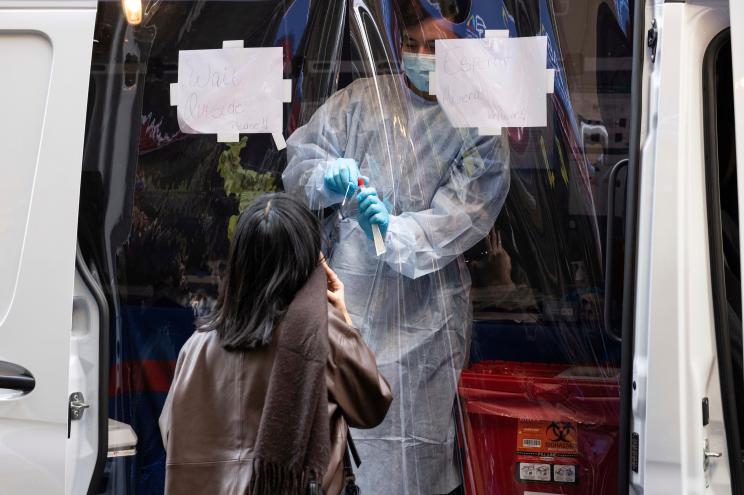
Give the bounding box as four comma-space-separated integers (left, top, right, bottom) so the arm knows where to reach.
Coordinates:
371, 220, 386, 257
340, 181, 353, 208
357, 178, 386, 257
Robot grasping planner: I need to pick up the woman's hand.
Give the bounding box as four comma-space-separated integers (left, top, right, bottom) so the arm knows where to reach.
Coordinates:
322, 258, 353, 326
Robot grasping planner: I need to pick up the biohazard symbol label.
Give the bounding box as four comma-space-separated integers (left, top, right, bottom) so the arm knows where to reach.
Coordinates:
516, 419, 578, 456
547, 421, 575, 443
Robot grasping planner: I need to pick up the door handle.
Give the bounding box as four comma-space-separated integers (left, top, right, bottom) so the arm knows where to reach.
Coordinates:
704, 448, 723, 459
703, 439, 722, 487
604, 158, 629, 343
0, 360, 35, 393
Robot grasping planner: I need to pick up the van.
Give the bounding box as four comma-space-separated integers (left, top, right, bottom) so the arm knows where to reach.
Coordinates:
0, 0, 742, 493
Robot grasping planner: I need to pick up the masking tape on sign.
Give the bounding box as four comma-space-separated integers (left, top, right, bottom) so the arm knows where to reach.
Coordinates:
478, 127, 501, 136
485, 29, 509, 38
222, 40, 244, 48
546, 68, 555, 94
272, 132, 287, 150
169, 83, 178, 106
217, 133, 240, 143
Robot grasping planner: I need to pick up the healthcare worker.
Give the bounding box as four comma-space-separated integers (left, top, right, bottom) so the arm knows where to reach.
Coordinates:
282, 4, 509, 494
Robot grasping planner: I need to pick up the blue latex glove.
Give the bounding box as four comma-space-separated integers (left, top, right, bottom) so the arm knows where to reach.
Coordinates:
324, 158, 360, 197
357, 187, 390, 239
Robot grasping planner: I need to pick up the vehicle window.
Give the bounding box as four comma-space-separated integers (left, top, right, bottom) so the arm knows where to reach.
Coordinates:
704, 29, 743, 489
0, 34, 52, 323
78, 1, 635, 493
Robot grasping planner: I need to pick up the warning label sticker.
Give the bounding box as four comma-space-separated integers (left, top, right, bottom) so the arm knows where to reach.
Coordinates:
518, 462, 552, 482
516, 419, 579, 456
516, 462, 579, 485
553, 464, 577, 483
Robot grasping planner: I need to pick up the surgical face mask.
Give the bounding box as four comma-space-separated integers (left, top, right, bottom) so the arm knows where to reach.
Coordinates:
402, 51, 436, 94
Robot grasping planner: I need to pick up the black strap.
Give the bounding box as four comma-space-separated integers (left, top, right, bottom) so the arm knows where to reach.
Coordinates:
342, 432, 361, 495
346, 429, 362, 469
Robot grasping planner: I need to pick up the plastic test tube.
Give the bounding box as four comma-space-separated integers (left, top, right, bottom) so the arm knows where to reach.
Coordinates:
357, 178, 386, 257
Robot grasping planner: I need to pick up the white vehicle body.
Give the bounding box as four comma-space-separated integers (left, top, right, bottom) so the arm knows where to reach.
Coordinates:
631, 1, 732, 494
0, 2, 99, 493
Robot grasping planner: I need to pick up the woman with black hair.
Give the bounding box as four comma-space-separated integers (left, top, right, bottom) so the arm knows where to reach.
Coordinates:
159, 193, 392, 495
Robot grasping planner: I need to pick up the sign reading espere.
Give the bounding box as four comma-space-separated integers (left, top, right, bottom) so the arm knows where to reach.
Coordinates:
433, 35, 553, 133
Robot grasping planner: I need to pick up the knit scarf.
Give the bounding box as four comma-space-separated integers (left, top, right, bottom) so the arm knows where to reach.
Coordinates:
250, 266, 331, 494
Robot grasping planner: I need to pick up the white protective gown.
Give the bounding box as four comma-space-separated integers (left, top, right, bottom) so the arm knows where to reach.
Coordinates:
283, 74, 509, 494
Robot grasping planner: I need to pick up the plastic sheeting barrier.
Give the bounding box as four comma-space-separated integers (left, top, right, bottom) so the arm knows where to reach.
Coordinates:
77, 1, 635, 493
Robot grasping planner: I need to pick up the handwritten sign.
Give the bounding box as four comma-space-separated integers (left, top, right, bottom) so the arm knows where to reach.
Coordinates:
173, 46, 285, 140
434, 36, 549, 131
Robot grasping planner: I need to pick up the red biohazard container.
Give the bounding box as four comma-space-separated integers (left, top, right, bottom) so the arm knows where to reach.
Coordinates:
458, 361, 620, 495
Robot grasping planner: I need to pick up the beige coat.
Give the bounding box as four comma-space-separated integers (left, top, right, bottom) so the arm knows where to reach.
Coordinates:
159, 303, 392, 494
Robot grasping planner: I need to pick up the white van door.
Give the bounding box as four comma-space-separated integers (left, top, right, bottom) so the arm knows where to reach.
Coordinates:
0, 2, 97, 494
631, 1, 734, 493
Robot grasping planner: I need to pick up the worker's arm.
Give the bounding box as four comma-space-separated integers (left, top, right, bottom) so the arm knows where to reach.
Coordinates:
283, 85, 354, 209
380, 133, 510, 279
